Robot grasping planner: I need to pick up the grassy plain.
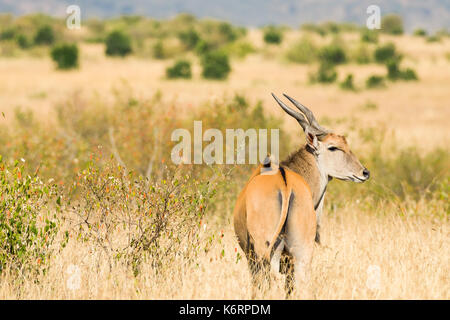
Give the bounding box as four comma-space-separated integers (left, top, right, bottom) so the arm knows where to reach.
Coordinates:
0, 28, 448, 299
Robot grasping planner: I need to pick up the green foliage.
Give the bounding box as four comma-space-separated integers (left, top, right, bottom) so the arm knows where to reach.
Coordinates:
381, 14, 404, 35
386, 59, 418, 81
15, 34, 30, 49
361, 29, 378, 43
195, 39, 212, 56
166, 59, 192, 79
178, 28, 200, 49
400, 68, 418, 81
426, 35, 440, 43
263, 26, 283, 44
310, 62, 337, 83
366, 75, 385, 88
152, 40, 165, 59
386, 59, 400, 80
374, 42, 399, 63
218, 22, 239, 42
301, 23, 327, 36
0, 28, 16, 40
50, 43, 79, 69
105, 30, 132, 57
413, 28, 427, 36
0, 157, 60, 276
321, 22, 340, 34
340, 74, 356, 91
301, 22, 361, 36
285, 37, 317, 63
318, 44, 346, 65
223, 40, 256, 59
33, 25, 55, 45
201, 50, 231, 80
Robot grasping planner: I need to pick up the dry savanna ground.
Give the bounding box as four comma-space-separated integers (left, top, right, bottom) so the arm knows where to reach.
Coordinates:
0, 27, 448, 299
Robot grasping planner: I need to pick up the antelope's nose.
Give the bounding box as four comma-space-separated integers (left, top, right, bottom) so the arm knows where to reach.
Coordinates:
363, 168, 370, 180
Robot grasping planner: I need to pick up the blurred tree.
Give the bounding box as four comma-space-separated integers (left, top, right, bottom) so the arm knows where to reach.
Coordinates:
263, 26, 283, 44
201, 51, 231, 80
381, 14, 404, 35
105, 30, 132, 57
51, 43, 79, 69
34, 25, 55, 45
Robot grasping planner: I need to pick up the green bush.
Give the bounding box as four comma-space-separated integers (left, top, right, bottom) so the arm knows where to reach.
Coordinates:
301, 22, 360, 37
201, 51, 231, 80
366, 75, 385, 88
381, 14, 404, 35
340, 74, 356, 91
51, 43, 79, 69
386, 59, 418, 81
218, 22, 239, 42
195, 39, 212, 56
0, 28, 16, 40
152, 40, 165, 59
322, 22, 340, 34
318, 44, 346, 65
0, 157, 61, 276
374, 43, 400, 63
361, 29, 378, 43
223, 40, 256, 59
166, 59, 192, 79
400, 68, 418, 81
386, 59, 400, 80
301, 23, 327, 36
426, 35, 440, 43
310, 62, 337, 83
285, 37, 317, 63
178, 28, 200, 50
105, 30, 132, 57
263, 27, 283, 45
34, 25, 55, 45
16, 34, 30, 49
413, 28, 427, 37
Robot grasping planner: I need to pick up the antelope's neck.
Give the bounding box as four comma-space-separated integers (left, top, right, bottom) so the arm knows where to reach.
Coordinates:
280, 146, 328, 206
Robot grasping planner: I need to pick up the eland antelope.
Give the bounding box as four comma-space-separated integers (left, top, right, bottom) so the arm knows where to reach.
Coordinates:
233, 93, 370, 297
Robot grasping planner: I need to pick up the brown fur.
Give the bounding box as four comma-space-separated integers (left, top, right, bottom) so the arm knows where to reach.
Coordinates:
232, 160, 316, 290
281, 146, 322, 205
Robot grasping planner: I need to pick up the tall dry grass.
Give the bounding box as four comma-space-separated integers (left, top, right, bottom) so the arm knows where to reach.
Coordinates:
0, 90, 448, 299
0, 201, 447, 299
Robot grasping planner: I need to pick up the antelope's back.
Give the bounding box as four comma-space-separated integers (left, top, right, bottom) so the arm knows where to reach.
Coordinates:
233, 164, 315, 257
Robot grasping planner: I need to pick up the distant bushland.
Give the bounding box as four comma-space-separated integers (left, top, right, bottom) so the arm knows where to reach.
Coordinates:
105, 30, 132, 57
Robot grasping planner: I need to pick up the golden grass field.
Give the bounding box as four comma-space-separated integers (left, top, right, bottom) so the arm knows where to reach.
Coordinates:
0, 28, 448, 299
1, 203, 447, 299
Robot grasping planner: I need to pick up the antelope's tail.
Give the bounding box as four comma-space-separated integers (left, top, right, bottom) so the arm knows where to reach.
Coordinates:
264, 168, 291, 261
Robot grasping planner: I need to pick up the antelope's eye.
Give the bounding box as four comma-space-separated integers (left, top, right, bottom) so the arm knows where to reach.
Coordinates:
328, 146, 338, 151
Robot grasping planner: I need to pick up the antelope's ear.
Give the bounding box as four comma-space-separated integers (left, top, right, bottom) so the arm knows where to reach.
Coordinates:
305, 127, 319, 151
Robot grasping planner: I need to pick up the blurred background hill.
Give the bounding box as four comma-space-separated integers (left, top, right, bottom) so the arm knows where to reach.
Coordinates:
1, 0, 449, 33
